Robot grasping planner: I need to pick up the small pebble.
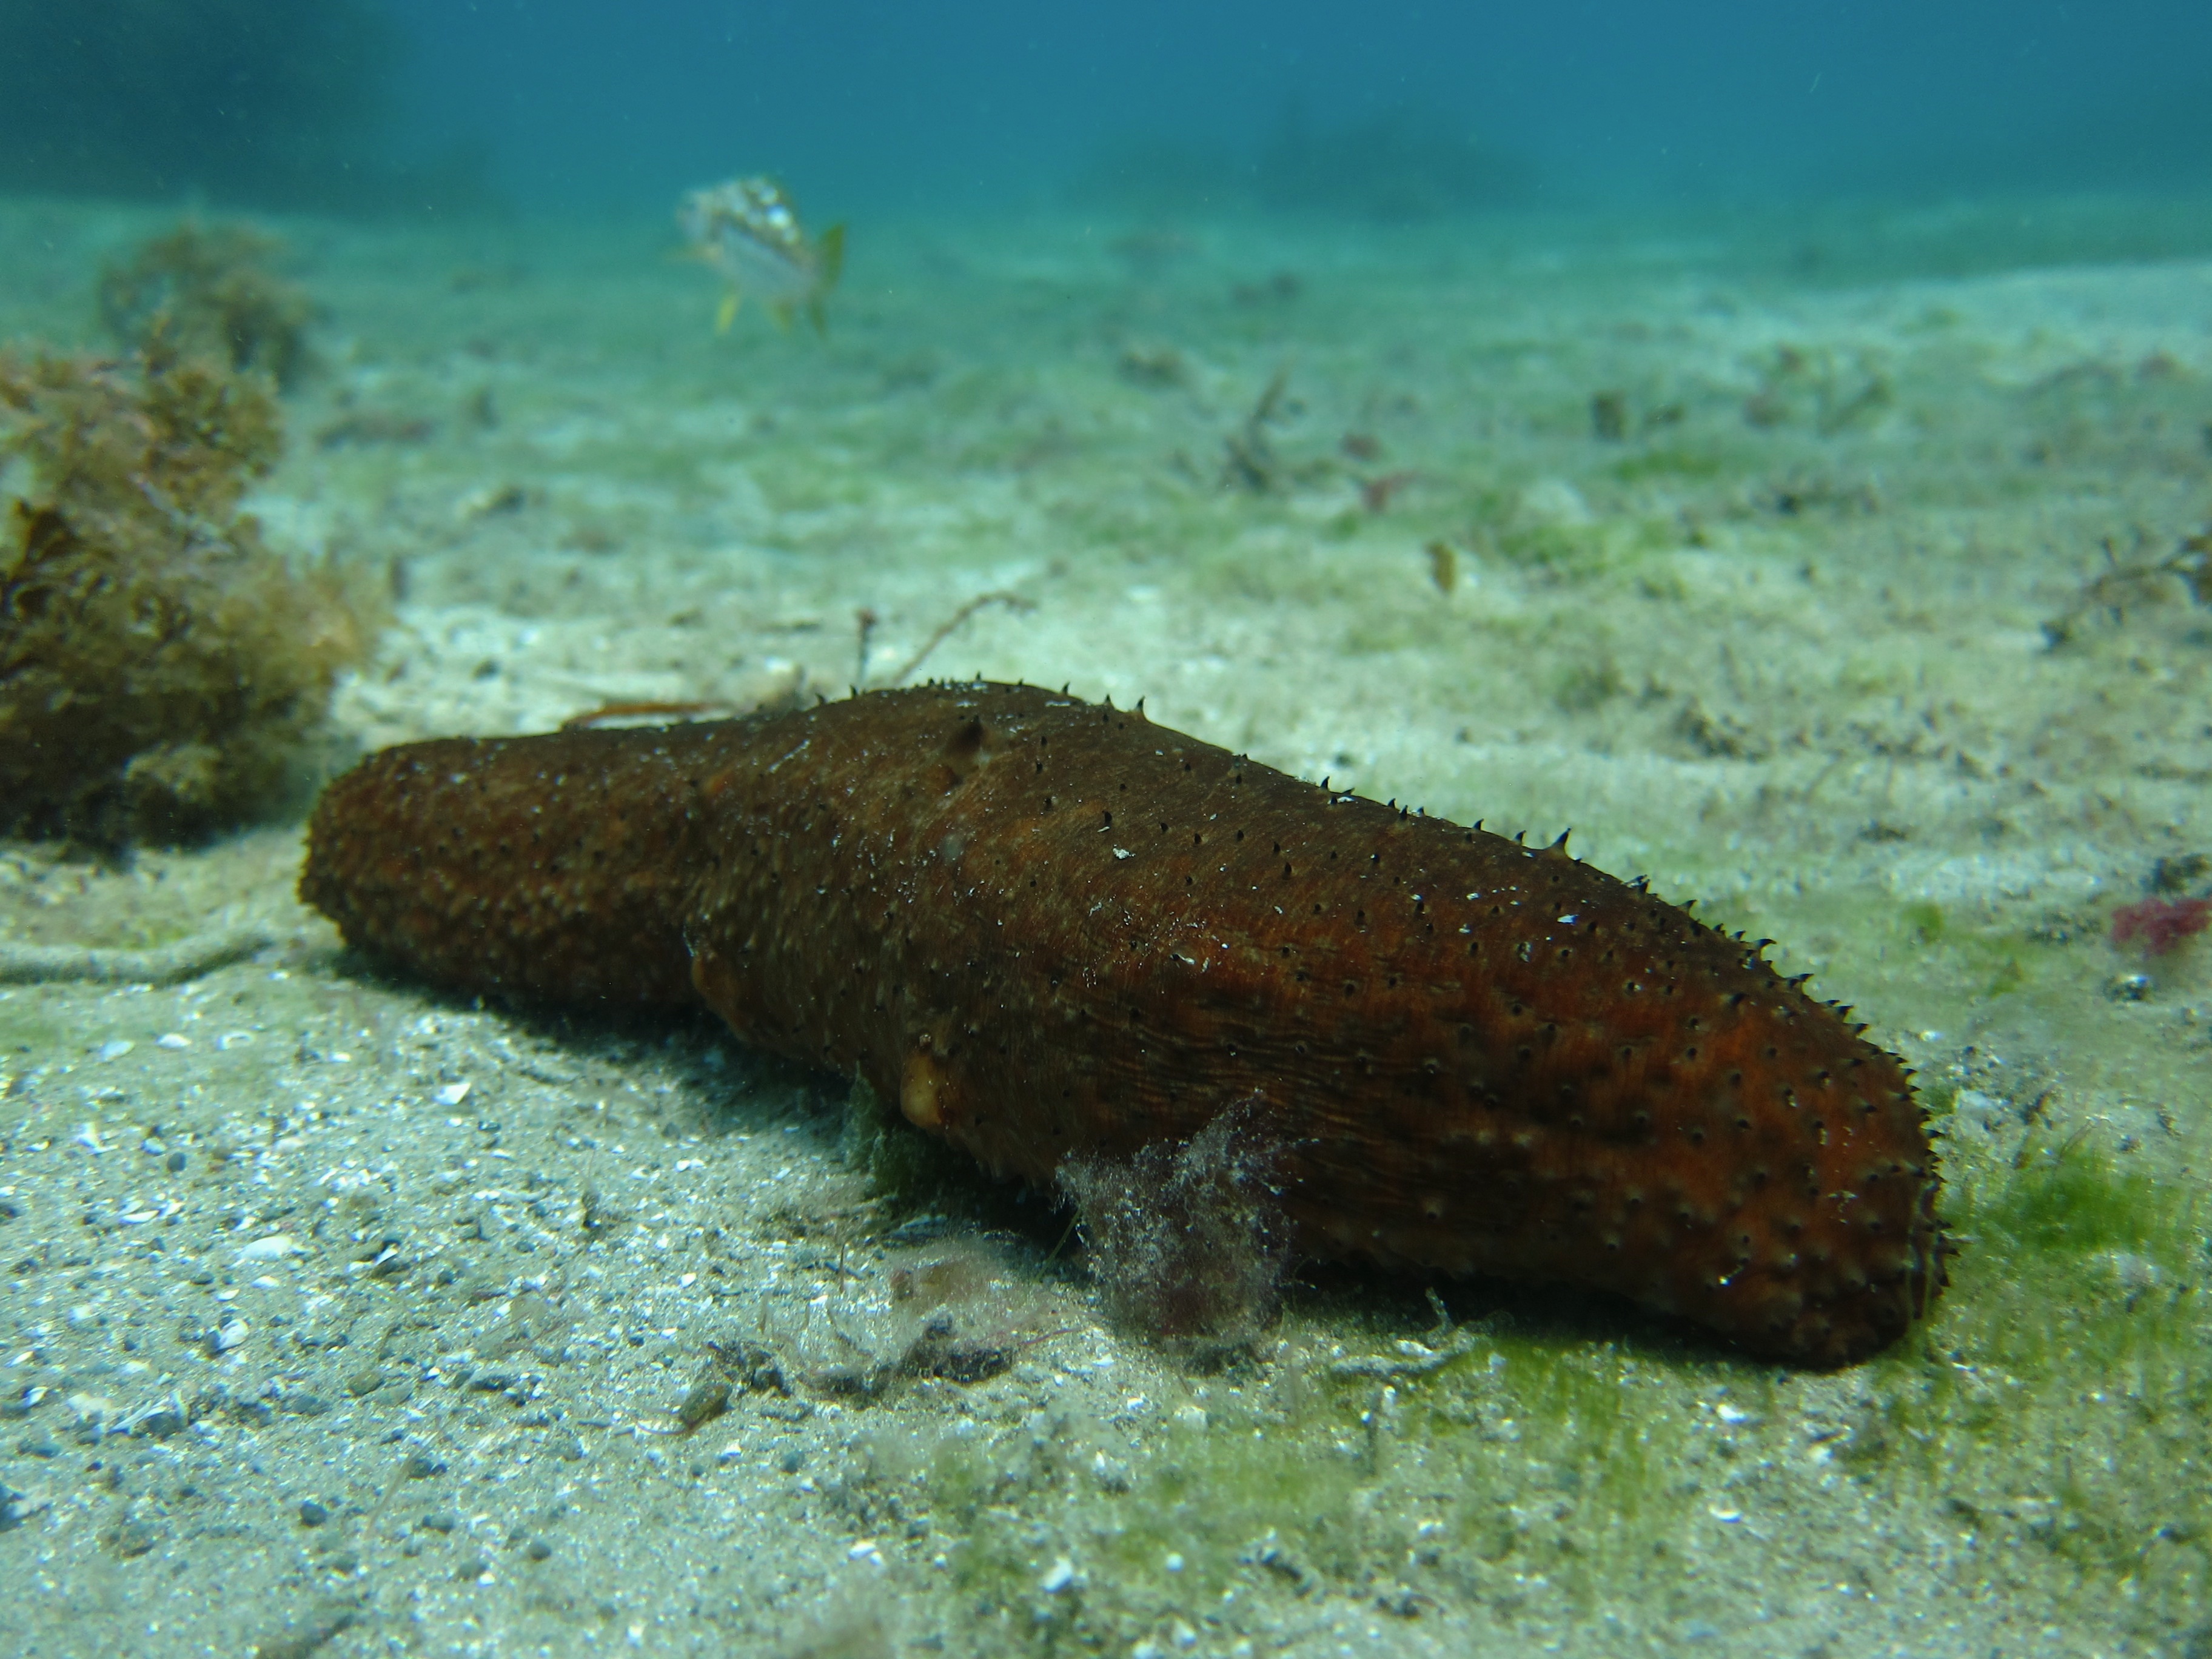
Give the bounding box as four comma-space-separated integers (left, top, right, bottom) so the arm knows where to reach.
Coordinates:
297, 1500, 329, 1527
133, 1404, 186, 1439
525, 1537, 554, 1562
104, 1517, 157, 1558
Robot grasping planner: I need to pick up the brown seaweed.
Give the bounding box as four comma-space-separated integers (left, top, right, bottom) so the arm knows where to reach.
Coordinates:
0, 343, 378, 844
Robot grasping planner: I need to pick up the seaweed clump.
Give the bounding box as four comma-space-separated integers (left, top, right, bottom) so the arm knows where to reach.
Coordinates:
0, 342, 377, 844
1058, 1102, 1289, 1364
99, 222, 316, 390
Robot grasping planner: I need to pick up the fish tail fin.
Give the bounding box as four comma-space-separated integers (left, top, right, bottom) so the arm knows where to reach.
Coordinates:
714, 290, 741, 335
767, 300, 797, 333
817, 223, 846, 292
807, 295, 830, 335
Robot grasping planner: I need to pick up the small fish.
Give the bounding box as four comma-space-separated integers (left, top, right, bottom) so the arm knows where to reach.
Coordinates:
678, 175, 845, 335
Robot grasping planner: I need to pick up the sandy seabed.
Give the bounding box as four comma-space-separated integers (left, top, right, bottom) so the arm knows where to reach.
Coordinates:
1, 189, 2210, 1657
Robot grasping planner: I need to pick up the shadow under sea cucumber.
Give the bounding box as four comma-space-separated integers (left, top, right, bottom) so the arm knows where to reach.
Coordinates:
299, 680, 1945, 1365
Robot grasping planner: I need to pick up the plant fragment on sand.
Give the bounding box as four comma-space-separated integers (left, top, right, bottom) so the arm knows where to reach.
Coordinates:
98, 221, 317, 389
0, 343, 379, 844
2041, 528, 2211, 649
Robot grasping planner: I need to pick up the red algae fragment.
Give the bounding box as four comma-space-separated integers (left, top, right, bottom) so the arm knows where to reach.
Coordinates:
2111, 896, 2212, 956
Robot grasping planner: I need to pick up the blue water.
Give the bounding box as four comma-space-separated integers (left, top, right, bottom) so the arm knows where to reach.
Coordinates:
2, 1, 2205, 221
378, 0, 2212, 215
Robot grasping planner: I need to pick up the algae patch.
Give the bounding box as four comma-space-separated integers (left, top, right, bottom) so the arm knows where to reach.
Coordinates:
0, 344, 379, 843
1849, 1122, 2212, 1638
98, 221, 317, 390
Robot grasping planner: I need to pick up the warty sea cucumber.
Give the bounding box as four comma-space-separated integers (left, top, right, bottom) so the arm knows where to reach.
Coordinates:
300, 680, 1945, 1364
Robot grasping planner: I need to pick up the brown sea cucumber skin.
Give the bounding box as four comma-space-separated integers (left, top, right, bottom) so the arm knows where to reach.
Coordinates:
301, 681, 1943, 1364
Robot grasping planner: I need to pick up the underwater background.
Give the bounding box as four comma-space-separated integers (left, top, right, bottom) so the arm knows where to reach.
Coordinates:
2, 4, 2212, 1657
378, 0, 2212, 214
9, 2, 2212, 216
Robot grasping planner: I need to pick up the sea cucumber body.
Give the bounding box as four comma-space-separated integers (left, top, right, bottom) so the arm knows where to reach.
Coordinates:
302, 681, 1942, 1363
